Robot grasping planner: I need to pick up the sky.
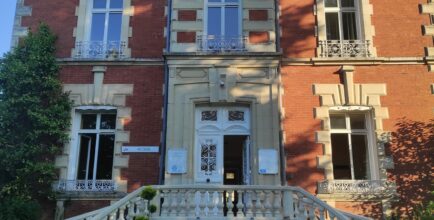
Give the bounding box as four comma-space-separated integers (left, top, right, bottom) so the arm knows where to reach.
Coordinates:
0, 0, 17, 58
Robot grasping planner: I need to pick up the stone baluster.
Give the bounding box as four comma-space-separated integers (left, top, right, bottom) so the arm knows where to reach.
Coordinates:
273, 190, 282, 218
118, 206, 126, 220
108, 211, 116, 220
318, 207, 326, 220
169, 190, 178, 216
126, 202, 134, 219
226, 190, 234, 217
204, 191, 210, 216
211, 191, 219, 216
143, 200, 149, 217
254, 190, 264, 217
179, 189, 187, 216
234, 191, 242, 217
161, 190, 170, 216
263, 190, 273, 217
308, 201, 316, 220
244, 190, 254, 218
297, 194, 307, 219
194, 190, 202, 217
137, 198, 146, 215
282, 190, 294, 219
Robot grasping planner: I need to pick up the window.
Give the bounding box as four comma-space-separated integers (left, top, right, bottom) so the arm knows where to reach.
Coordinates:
76, 111, 116, 181
330, 112, 372, 180
319, 0, 370, 57
324, 0, 359, 41
76, 0, 125, 59
201, 0, 243, 51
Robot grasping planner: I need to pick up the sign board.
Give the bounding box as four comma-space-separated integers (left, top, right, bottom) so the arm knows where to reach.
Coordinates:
121, 146, 159, 153
258, 149, 278, 174
167, 148, 187, 174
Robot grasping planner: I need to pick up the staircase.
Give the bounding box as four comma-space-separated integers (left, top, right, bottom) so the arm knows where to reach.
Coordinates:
66, 185, 371, 220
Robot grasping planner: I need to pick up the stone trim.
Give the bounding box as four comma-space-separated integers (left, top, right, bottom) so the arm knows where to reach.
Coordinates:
56, 66, 133, 193
10, 0, 32, 48
72, 0, 133, 58
315, 0, 377, 57
421, 1, 434, 71
282, 56, 432, 66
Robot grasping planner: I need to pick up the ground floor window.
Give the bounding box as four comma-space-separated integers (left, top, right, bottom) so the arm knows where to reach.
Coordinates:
76, 111, 116, 180
330, 112, 371, 180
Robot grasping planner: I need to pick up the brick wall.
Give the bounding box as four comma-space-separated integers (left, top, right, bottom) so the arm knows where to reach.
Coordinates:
64, 200, 110, 218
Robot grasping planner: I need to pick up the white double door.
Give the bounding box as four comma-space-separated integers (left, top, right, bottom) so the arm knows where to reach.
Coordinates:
195, 107, 251, 185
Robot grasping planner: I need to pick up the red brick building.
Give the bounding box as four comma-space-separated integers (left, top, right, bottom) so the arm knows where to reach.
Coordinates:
11, 0, 433, 219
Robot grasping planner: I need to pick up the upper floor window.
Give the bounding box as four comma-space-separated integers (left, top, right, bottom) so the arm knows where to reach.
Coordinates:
330, 112, 374, 180
75, 0, 126, 59
199, 0, 245, 52
319, 0, 371, 57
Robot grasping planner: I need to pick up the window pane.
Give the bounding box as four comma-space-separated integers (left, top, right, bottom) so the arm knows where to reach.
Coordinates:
96, 134, 115, 179
341, 0, 355, 7
208, 7, 222, 36
90, 13, 106, 41
225, 7, 239, 37
330, 114, 346, 129
81, 114, 97, 129
225, 0, 239, 2
325, 13, 340, 40
342, 12, 358, 40
107, 13, 122, 42
209, 0, 222, 2
325, 0, 338, 7
100, 114, 116, 129
350, 114, 365, 129
110, 0, 123, 9
93, 0, 107, 9
77, 134, 96, 179
351, 135, 369, 179
331, 134, 352, 179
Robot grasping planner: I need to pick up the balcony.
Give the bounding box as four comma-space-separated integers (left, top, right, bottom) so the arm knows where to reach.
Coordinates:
74, 41, 126, 60
197, 35, 247, 52
52, 179, 117, 192
319, 40, 370, 58
317, 180, 396, 194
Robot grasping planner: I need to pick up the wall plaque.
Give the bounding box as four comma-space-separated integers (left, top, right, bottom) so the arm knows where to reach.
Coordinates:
258, 149, 278, 174
167, 148, 187, 174
121, 146, 159, 153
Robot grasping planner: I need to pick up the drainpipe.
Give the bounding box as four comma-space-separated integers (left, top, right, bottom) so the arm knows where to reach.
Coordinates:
158, 0, 172, 185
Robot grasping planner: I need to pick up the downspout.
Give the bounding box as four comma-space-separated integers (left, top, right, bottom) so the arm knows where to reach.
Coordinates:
158, 0, 172, 185
275, 0, 286, 186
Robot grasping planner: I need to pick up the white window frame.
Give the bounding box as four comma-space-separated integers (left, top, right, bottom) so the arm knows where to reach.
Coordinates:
67, 106, 117, 180
329, 111, 380, 180
324, 0, 363, 40
203, 0, 243, 37
85, 0, 124, 43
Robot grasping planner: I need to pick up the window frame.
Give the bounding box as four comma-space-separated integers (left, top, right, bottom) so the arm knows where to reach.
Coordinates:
85, 0, 124, 44
203, 0, 243, 37
329, 111, 379, 180
324, 0, 363, 41
67, 106, 117, 181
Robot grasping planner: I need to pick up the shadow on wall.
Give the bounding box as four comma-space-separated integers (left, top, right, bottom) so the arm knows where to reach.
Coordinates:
387, 118, 434, 218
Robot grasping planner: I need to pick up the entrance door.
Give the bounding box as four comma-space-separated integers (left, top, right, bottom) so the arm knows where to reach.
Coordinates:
195, 106, 250, 184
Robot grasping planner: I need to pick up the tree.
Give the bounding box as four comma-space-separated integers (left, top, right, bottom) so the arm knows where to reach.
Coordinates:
0, 23, 72, 219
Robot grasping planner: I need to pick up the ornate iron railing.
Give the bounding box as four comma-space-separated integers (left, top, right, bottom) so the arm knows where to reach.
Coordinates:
197, 35, 247, 52
319, 40, 370, 58
317, 180, 395, 194
74, 41, 126, 59
53, 180, 117, 192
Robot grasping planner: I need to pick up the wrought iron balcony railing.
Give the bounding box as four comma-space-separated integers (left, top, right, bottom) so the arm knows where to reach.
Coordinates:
52, 179, 117, 192
74, 41, 126, 60
319, 40, 370, 58
197, 35, 247, 52
317, 179, 396, 194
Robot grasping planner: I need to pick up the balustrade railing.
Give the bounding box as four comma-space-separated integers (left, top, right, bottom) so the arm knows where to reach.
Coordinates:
74, 41, 126, 59
317, 180, 395, 194
197, 35, 247, 52
53, 180, 117, 192
87, 185, 372, 220
319, 40, 370, 58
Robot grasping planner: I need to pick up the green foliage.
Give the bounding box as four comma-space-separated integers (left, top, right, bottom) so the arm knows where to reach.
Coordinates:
141, 186, 157, 201
0, 23, 72, 218
149, 204, 157, 214
0, 197, 42, 220
414, 200, 434, 220
134, 216, 149, 220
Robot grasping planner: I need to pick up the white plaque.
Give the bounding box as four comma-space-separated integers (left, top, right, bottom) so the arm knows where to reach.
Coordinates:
258, 149, 278, 174
167, 149, 187, 174
122, 146, 159, 153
